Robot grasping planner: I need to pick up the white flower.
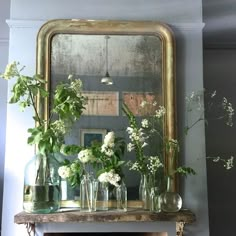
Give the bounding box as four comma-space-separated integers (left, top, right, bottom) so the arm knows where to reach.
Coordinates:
147, 156, 163, 174
103, 131, 115, 148
152, 101, 157, 106
213, 156, 220, 162
141, 119, 149, 128
98, 170, 121, 187
140, 101, 147, 108
101, 145, 114, 157
129, 162, 142, 172
141, 142, 148, 148
68, 74, 74, 80
78, 149, 95, 163
58, 166, 71, 179
224, 156, 234, 170
211, 90, 216, 98
154, 106, 166, 118
127, 143, 134, 152
1, 61, 18, 80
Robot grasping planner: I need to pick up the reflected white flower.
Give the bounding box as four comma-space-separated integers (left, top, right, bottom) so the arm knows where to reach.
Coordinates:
140, 101, 147, 108
154, 106, 166, 118
141, 119, 149, 128
98, 170, 121, 187
78, 149, 95, 163
127, 143, 134, 152
103, 131, 115, 148
58, 166, 71, 179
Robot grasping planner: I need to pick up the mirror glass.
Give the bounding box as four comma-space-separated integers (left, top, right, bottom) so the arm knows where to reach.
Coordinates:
37, 20, 176, 201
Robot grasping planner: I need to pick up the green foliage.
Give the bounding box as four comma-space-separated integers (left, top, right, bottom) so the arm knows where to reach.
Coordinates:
175, 167, 196, 177
1, 62, 87, 156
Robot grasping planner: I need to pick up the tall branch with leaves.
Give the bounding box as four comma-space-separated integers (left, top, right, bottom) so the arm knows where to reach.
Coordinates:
1, 62, 87, 155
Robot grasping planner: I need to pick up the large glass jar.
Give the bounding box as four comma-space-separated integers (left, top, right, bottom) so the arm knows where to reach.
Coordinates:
23, 153, 61, 213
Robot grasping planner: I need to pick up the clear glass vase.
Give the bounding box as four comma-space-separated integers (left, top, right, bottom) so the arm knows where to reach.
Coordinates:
139, 174, 149, 210
116, 181, 127, 211
80, 174, 93, 212
93, 180, 109, 211
160, 176, 182, 212
149, 187, 161, 212
23, 153, 61, 213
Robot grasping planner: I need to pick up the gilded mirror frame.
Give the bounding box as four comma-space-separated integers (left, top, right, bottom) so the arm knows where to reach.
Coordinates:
36, 19, 177, 192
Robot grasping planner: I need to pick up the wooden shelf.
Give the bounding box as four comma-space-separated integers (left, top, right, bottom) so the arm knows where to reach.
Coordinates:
14, 208, 196, 225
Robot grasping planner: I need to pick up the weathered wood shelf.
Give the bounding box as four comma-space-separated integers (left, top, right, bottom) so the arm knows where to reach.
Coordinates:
14, 208, 196, 224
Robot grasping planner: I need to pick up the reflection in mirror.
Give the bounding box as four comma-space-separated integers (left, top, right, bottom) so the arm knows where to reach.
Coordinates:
51, 34, 162, 199
37, 20, 176, 201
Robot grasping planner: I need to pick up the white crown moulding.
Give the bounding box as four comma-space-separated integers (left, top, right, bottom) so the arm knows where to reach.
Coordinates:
6, 19, 205, 31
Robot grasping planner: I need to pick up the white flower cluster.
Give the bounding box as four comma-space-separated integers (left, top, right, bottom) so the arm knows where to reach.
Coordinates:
224, 156, 234, 169
101, 131, 115, 157
154, 106, 166, 118
58, 166, 71, 179
141, 119, 149, 128
129, 161, 142, 172
51, 120, 66, 135
126, 128, 147, 152
0, 61, 18, 80
98, 169, 121, 187
68, 75, 83, 93
212, 156, 234, 170
140, 100, 157, 108
78, 149, 95, 163
126, 127, 147, 146
147, 156, 163, 174
222, 97, 234, 127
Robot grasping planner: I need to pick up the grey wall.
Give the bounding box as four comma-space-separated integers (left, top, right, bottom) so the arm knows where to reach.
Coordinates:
0, 0, 10, 232
203, 1, 236, 235
1, 1, 209, 236
203, 50, 236, 236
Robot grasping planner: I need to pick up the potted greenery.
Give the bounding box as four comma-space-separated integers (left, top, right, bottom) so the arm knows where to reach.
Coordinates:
0, 62, 87, 213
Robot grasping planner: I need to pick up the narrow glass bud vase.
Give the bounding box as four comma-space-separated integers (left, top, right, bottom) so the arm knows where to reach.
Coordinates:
93, 180, 108, 211
160, 176, 182, 212
139, 174, 149, 210
149, 187, 161, 213
116, 181, 127, 211
80, 174, 93, 212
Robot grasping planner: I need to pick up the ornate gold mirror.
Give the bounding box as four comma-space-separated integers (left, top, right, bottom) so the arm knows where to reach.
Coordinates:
36, 19, 177, 202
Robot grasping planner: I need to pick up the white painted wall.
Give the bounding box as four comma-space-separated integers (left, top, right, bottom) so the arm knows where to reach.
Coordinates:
0, 0, 10, 233
1, 1, 209, 236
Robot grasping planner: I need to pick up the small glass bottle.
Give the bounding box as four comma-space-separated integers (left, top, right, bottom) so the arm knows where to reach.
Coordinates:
80, 174, 93, 212
140, 174, 149, 210
93, 180, 109, 211
149, 187, 161, 213
116, 181, 127, 211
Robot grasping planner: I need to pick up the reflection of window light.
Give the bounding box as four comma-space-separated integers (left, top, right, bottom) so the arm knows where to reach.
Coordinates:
101, 35, 113, 85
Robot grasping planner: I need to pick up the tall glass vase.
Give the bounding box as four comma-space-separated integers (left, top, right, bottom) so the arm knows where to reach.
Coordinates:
23, 153, 61, 213
139, 174, 149, 210
160, 176, 182, 212
80, 174, 93, 212
116, 181, 127, 211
